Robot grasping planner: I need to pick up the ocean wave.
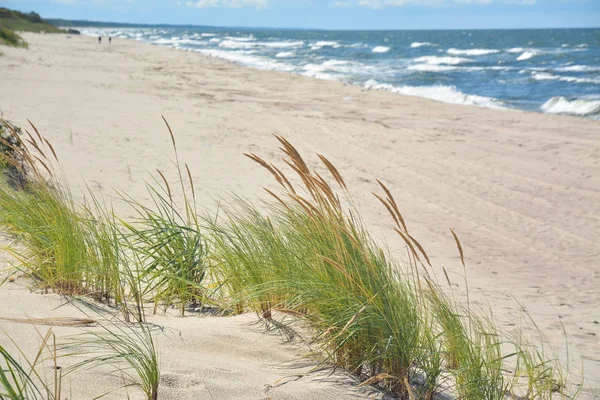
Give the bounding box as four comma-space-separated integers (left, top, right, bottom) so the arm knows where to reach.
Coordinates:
533, 72, 600, 84
408, 65, 460, 72
363, 79, 504, 109
195, 49, 294, 72
410, 42, 434, 48
372, 46, 390, 53
200, 33, 216, 37
517, 51, 537, 61
152, 38, 179, 45
224, 35, 255, 42
219, 40, 304, 49
276, 51, 295, 58
302, 59, 372, 78
413, 56, 472, 65
209, 38, 221, 43
310, 41, 341, 50
447, 48, 500, 56
541, 96, 600, 117
554, 65, 600, 73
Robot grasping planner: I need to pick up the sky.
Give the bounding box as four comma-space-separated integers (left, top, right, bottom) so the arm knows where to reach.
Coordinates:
2, 0, 600, 30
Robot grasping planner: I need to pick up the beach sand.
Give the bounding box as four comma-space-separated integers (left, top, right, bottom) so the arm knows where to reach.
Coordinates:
0, 32, 599, 398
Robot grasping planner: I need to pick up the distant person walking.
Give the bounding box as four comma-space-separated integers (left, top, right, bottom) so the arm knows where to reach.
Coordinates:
98, 36, 101, 44
109, 36, 112, 45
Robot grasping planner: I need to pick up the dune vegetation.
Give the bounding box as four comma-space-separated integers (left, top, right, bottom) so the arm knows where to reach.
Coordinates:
0, 8, 63, 34
0, 118, 580, 399
0, 26, 27, 48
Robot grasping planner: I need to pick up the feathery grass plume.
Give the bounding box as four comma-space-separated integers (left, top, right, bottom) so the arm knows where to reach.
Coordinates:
208, 136, 579, 399
208, 140, 431, 398
120, 117, 207, 316
62, 317, 159, 400
0, 329, 61, 399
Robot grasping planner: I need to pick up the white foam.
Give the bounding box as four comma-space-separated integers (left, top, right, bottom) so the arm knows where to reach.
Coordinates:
541, 96, 600, 117
408, 65, 459, 72
372, 46, 390, 53
219, 40, 254, 49
410, 42, 434, 48
363, 80, 504, 109
196, 49, 294, 72
276, 51, 295, 58
508, 47, 526, 53
533, 72, 600, 84
517, 51, 537, 61
310, 41, 341, 50
153, 38, 179, 45
209, 38, 221, 43
200, 33, 216, 37
413, 56, 472, 65
554, 65, 600, 73
447, 48, 500, 56
224, 35, 255, 42
219, 40, 304, 50
302, 59, 371, 76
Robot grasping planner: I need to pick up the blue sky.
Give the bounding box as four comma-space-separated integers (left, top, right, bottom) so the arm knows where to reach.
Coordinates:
3, 0, 599, 29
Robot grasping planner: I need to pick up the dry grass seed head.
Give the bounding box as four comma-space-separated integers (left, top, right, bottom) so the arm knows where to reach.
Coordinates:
376, 179, 408, 233
156, 169, 172, 202
245, 153, 287, 190
407, 232, 431, 267
274, 135, 310, 175
185, 163, 195, 201
161, 115, 177, 151
450, 228, 465, 267
263, 188, 291, 211
270, 164, 296, 194
317, 153, 347, 190
27, 119, 44, 144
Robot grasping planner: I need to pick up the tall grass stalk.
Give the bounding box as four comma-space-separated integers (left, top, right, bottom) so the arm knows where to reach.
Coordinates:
62, 318, 159, 400
0, 329, 61, 400
120, 117, 207, 316
207, 135, 576, 399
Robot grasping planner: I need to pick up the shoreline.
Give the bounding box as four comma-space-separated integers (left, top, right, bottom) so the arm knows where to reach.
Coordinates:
76, 26, 600, 120
1, 33, 599, 398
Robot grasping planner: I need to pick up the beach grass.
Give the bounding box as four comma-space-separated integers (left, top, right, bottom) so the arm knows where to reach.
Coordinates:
0, 26, 27, 48
0, 329, 61, 400
119, 118, 208, 316
207, 135, 576, 398
0, 119, 580, 399
62, 317, 159, 400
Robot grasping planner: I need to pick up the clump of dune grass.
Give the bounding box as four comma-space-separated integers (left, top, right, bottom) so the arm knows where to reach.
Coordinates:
207, 135, 577, 399
62, 317, 159, 400
0, 26, 27, 48
0, 329, 61, 399
120, 117, 207, 316
0, 120, 144, 321
0, 119, 92, 294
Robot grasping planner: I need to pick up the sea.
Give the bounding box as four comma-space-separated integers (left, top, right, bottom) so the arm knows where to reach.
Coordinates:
79, 26, 600, 119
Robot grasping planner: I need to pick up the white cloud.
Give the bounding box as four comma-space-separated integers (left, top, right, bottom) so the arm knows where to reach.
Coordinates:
185, 0, 267, 7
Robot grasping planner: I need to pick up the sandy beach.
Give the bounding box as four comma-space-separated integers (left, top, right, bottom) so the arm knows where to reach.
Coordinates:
1, 32, 599, 398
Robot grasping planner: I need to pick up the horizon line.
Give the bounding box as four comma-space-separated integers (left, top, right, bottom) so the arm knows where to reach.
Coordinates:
49, 17, 600, 32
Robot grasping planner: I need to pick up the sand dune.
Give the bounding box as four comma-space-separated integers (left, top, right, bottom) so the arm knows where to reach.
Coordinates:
0, 33, 598, 398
